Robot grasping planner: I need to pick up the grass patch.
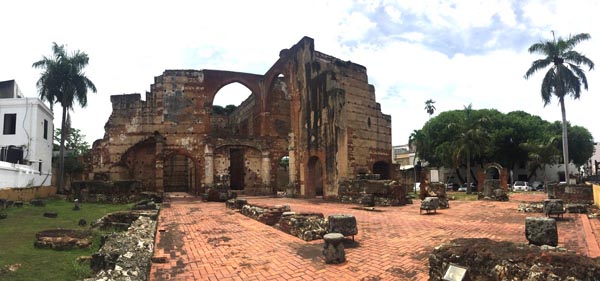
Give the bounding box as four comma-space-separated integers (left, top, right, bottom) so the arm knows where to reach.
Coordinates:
0, 198, 131, 281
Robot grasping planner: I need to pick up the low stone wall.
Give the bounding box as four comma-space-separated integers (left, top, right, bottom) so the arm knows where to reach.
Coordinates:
0, 186, 56, 201
71, 180, 144, 203
548, 183, 593, 204
240, 204, 290, 225
277, 212, 328, 241
337, 179, 407, 206
430, 238, 600, 280
88, 215, 157, 280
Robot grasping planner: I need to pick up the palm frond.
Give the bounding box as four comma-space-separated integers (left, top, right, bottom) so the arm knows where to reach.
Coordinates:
540, 69, 555, 106
565, 33, 591, 50
567, 63, 589, 90
524, 58, 552, 78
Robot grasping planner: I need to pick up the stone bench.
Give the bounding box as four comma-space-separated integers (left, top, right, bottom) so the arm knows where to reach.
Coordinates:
420, 197, 439, 214
328, 214, 358, 240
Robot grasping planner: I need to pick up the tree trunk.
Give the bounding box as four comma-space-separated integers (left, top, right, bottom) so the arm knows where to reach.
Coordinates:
58, 103, 67, 194
559, 97, 570, 182
466, 150, 471, 193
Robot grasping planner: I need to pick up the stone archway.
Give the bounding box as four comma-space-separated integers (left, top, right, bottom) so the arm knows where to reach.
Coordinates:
307, 156, 324, 198
163, 153, 196, 193
478, 162, 509, 193
373, 161, 390, 180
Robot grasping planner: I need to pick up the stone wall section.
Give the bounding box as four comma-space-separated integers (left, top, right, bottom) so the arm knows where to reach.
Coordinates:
88, 37, 391, 198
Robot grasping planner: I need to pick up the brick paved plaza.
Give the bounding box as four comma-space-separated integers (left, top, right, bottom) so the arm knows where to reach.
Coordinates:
150, 193, 600, 281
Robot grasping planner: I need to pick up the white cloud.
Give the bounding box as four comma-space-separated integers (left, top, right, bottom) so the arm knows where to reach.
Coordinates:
1, 0, 599, 148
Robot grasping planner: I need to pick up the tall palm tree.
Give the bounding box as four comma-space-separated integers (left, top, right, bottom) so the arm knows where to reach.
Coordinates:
424, 99, 436, 117
524, 32, 594, 182
451, 104, 489, 193
33, 43, 97, 193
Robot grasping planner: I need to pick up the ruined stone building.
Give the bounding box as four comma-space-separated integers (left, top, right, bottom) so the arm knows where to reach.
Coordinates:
88, 37, 391, 198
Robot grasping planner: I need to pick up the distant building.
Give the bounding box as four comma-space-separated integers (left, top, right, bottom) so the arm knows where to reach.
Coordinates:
0, 80, 54, 189
392, 144, 417, 170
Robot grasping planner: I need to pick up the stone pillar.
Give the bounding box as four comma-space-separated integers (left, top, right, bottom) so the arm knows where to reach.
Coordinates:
155, 142, 164, 193
323, 233, 346, 264
261, 151, 270, 185
288, 133, 296, 183
204, 145, 214, 186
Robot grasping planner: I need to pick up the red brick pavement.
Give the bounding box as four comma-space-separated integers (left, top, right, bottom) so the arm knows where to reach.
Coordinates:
150, 193, 600, 281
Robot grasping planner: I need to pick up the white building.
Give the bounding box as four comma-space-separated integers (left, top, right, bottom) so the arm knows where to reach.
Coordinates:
0, 80, 53, 189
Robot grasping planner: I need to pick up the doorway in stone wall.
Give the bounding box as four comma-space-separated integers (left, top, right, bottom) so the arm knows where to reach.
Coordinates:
230, 148, 245, 190
308, 156, 323, 197
373, 161, 390, 180
163, 154, 196, 192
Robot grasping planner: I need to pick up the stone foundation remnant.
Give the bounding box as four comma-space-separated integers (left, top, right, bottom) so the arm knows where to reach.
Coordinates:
34, 229, 92, 250
327, 214, 358, 240
86, 36, 392, 199
525, 217, 558, 246
89, 216, 157, 280
337, 179, 407, 206
543, 199, 565, 218
430, 238, 600, 280
240, 203, 290, 226
323, 233, 346, 264
277, 212, 328, 241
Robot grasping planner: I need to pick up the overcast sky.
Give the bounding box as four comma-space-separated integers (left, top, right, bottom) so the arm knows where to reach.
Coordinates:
1, 0, 598, 147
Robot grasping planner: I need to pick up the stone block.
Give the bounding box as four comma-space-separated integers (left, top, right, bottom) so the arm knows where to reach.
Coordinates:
525, 217, 558, 246
323, 233, 346, 264
328, 214, 358, 238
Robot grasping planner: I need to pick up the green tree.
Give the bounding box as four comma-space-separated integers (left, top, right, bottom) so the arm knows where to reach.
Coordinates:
520, 136, 561, 184
33, 43, 97, 193
424, 99, 436, 117
524, 32, 595, 180
53, 128, 90, 156
450, 104, 490, 193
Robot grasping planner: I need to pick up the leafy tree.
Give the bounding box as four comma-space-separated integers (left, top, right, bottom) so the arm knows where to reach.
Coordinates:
520, 136, 561, 183
424, 99, 436, 117
33, 43, 96, 193
450, 104, 490, 192
53, 128, 90, 156
524, 32, 595, 180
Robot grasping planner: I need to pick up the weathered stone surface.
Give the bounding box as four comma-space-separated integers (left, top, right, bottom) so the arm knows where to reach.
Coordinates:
543, 199, 565, 218
277, 212, 327, 241
131, 199, 157, 210
492, 188, 509, 201
337, 180, 407, 206
91, 210, 158, 230
420, 197, 439, 214
328, 214, 358, 238
565, 203, 587, 213
240, 204, 290, 226
89, 216, 157, 280
525, 217, 558, 246
518, 202, 544, 213
86, 37, 391, 199
429, 238, 600, 281
323, 233, 346, 264
34, 229, 92, 250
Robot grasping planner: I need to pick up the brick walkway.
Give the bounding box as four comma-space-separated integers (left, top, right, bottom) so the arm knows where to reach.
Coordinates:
150, 193, 600, 281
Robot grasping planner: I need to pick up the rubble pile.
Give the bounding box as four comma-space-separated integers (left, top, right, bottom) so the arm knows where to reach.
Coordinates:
88, 216, 157, 281
421, 183, 450, 209
429, 238, 600, 280
240, 204, 290, 225
277, 212, 328, 241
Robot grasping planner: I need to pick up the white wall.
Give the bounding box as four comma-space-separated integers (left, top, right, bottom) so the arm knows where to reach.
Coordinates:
0, 98, 53, 188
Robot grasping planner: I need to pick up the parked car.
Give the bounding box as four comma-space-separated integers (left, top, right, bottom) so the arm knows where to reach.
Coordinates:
513, 181, 532, 191
457, 186, 467, 192
532, 181, 545, 191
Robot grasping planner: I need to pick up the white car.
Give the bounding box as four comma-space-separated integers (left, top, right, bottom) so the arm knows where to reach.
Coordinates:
512, 181, 532, 191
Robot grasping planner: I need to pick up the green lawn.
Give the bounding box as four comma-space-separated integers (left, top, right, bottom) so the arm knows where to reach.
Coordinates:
0, 198, 131, 281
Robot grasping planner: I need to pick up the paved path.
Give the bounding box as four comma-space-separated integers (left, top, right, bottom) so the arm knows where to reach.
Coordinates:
150, 193, 599, 281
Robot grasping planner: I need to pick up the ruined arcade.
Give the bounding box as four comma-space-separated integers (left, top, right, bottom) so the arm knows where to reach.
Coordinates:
88, 37, 391, 197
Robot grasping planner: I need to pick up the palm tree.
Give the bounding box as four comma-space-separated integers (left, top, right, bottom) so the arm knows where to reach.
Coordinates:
33, 43, 97, 193
524, 32, 594, 182
424, 99, 436, 117
451, 104, 489, 193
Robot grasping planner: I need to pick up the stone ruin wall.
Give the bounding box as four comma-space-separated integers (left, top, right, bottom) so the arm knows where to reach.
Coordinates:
87, 37, 391, 197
